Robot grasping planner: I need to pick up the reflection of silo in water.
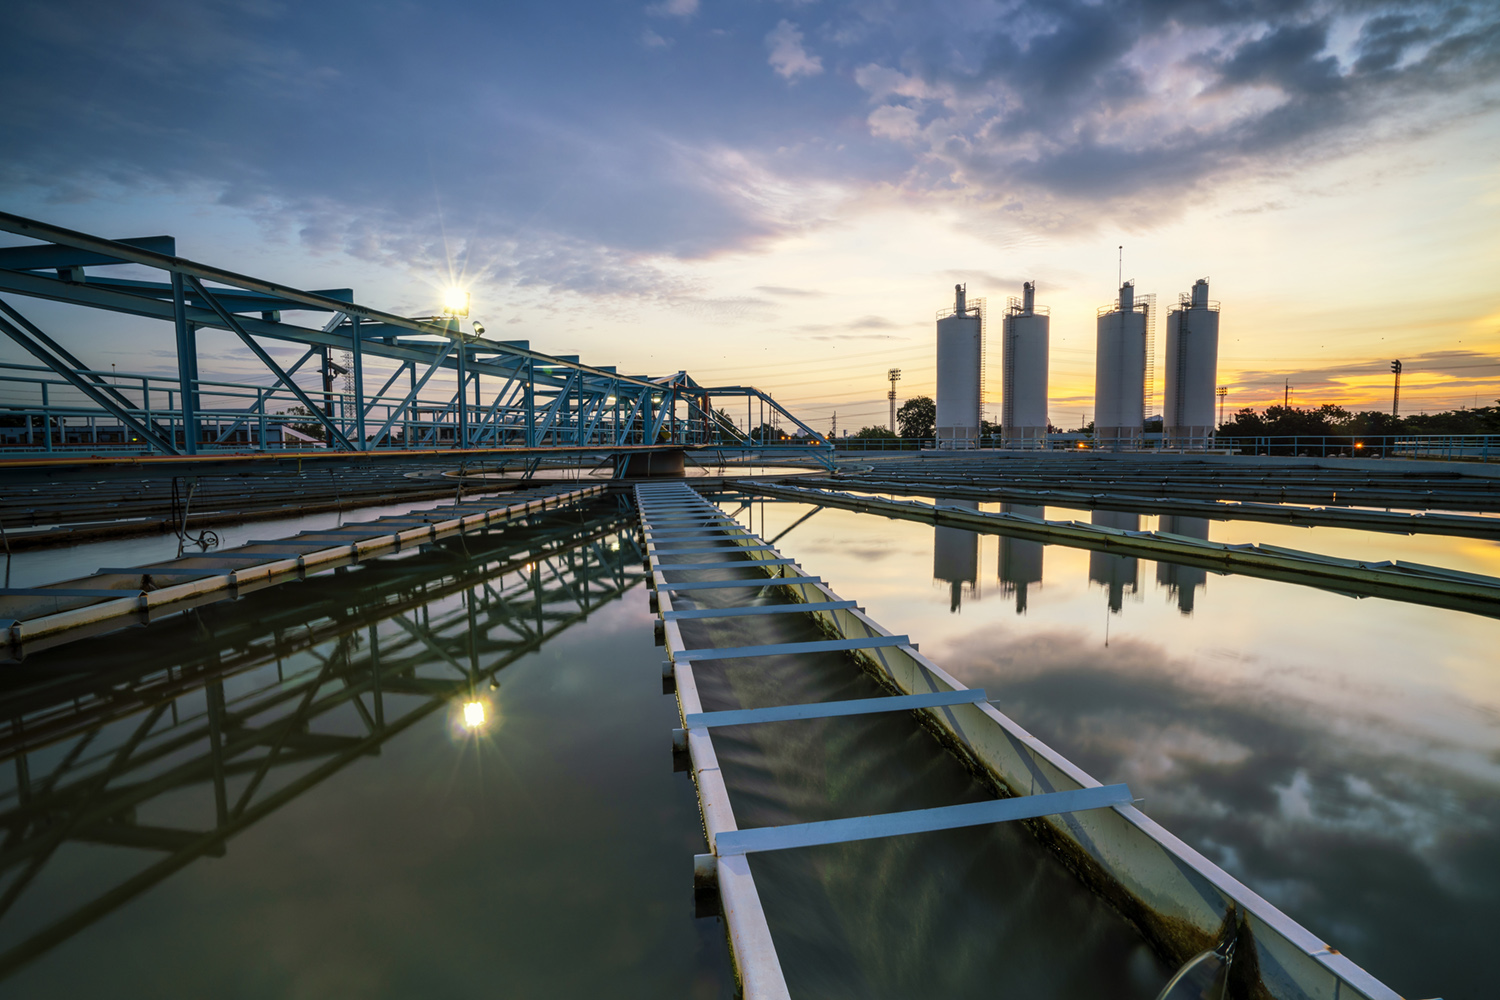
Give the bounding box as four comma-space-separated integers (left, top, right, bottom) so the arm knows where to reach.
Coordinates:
998, 504, 1044, 614
1088, 509, 1140, 613
934, 500, 980, 612
1156, 515, 1210, 614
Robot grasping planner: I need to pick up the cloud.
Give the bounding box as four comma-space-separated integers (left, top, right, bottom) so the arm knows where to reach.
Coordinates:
646, 0, 698, 17
849, 1, 1500, 217
940, 270, 1031, 292
755, 285, 827, 297
766, 20, 823, 79
1229, 350, 1500, 399
641, 28, 671, 48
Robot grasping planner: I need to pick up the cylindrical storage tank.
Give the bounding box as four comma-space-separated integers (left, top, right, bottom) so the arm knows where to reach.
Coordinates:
1094, 282, 1148, 450
936, 284, 982, 449
1001, 281, 1049, 449
934, 500, 979, 612
1088, 508, 1139, 612
999, 503, 1044, 613
1163, 278, 1221, 449
1156, 514, 1209, 614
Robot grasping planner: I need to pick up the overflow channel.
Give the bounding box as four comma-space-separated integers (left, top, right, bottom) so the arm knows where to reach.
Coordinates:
637, 481, 1405, 1000
1, 483, 604, 656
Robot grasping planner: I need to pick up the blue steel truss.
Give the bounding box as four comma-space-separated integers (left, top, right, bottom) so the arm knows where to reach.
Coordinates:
0, 213, 830, 467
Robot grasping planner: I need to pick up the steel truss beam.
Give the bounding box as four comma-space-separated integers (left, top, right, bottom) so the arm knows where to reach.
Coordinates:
0, 212, 830, 462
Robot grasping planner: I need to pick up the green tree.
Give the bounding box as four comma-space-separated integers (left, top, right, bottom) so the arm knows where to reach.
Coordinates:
897, 396, 935, 438
710, 407, 742, 441
750, 422, 787, 442
279, 405, 326, 440
853, 425, 897, 439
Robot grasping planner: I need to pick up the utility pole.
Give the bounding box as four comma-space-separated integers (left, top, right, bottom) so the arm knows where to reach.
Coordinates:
1216, 385, 1228, 426
1283, 379, 1289, 407
831, 411, 837, 437
1390, 360, 1403, 418
888, 368, 902, 433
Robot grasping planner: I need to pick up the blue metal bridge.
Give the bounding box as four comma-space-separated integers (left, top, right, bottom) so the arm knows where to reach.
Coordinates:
0, 213, 830, 471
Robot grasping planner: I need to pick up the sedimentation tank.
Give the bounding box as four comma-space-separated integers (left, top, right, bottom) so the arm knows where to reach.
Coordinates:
1094, 282, 1151, 450
1001, 282, 1049, 449
936, 284, 983, 449
1163, 278, 1221, 449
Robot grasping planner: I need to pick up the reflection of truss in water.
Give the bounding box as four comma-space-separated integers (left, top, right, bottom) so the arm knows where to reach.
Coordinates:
0, 503, 644, 977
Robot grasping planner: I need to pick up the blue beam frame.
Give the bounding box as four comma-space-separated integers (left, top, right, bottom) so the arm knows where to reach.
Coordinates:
0, 212, 834, 463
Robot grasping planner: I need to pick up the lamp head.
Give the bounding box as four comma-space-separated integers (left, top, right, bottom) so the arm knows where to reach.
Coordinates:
443, 288, 471, 317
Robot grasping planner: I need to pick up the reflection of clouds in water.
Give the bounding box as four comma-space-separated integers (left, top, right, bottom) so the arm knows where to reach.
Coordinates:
797, 539, 904, 562
942, 622, 1500, 993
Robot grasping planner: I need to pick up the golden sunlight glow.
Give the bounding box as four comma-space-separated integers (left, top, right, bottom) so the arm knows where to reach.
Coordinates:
443, 287, 471, 316
462, 700, 486, 729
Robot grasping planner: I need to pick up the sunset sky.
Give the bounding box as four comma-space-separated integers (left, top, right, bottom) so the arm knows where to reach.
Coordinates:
2, 0, 1498, 432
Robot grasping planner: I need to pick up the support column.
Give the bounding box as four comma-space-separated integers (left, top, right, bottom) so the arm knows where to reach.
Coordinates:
171, 272, 199, 454
351, 316, 366, 449
525, 358, 536, 448
456, 333, 469, 449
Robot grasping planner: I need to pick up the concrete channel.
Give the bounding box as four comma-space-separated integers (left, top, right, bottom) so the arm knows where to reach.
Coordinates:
794, 474, 1500, 539
0, 483, 604, 656
743, 482, 1500, 620
832, 453, 1500, 511
639, 480, 1407, 1000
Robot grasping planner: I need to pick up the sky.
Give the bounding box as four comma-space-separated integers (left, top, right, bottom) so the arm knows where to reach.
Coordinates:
2, 0, 1498, 433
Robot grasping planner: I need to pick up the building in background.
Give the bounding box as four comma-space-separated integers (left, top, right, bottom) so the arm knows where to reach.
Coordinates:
1163, 279, 1221, 449
1001, 282, 1049, 449
936, 284, 984, 449
1094, 281, 1153, 450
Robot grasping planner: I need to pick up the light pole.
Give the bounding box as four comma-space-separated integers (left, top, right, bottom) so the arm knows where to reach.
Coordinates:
1216, 385, 1228, 427
1390, 360, 1403, 418
888, 368, 902, 433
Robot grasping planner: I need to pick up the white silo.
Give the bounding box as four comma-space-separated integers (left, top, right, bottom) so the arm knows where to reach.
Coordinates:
1088, 509, 1140, 612
934, 503, 980, 612
1001, 282, 1049, 449
1157, 515, 1209, 614
1163, 279, 1221, 449
936, 284, 983, 449
1094, 281, 1151, 449
999, 503, 1044, 613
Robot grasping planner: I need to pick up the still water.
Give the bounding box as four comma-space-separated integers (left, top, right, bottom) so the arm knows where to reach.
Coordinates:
0, 503, 735, 999
2, 490, 1495, 997
727, 494, 1500, 1000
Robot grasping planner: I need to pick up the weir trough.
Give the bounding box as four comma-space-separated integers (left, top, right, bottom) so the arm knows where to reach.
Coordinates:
747, 482, 1500, 621
1, 483, 605, 656
637, 480, 1407, 1000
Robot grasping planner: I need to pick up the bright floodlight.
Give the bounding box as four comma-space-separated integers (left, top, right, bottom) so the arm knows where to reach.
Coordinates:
462, 700, 486, 729
444, 288, 471, 316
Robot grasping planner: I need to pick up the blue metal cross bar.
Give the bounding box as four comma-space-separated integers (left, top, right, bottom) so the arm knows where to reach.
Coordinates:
657, 577, 821, 591
650, 546, 770, 556
645, 530, 749, 538
0, 588, 142, 598
713, 784, 1134, 856
676, 636, 909, 662
684, 689, 987, 728
663, 601, 857, 620
656, 559, 796, 571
